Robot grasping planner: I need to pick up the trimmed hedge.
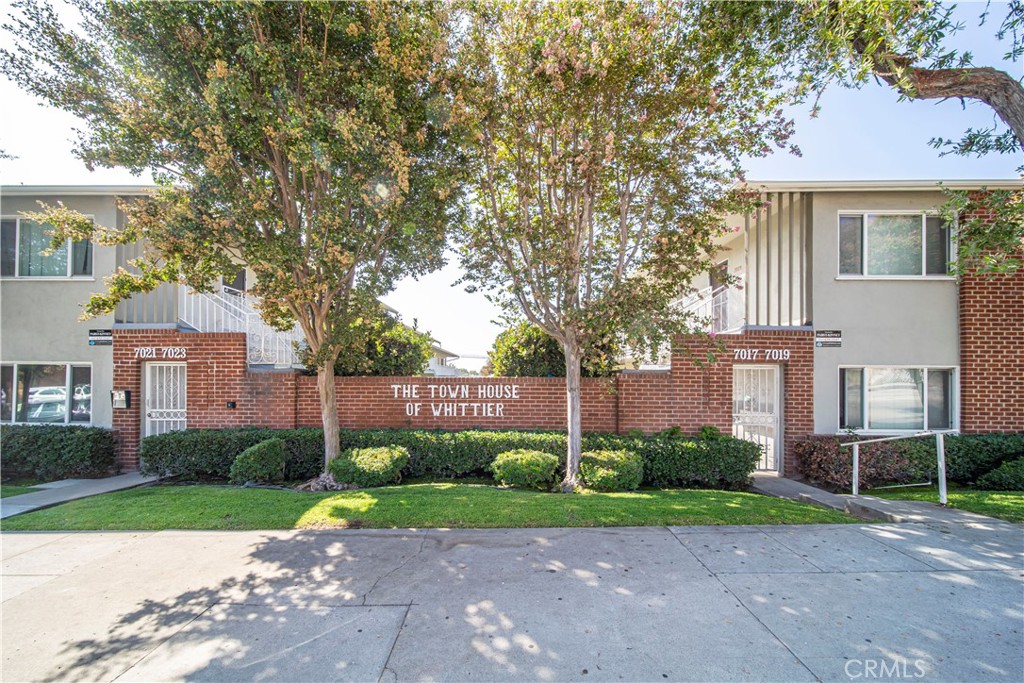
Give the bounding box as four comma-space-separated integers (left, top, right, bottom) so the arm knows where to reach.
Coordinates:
491, 450, 560, 490
944, 434, 1024, 483
140, 428, 323, 481
329, 445, 409, 487
229, 439, 287, 484
139, 427, 761, 489
794, 433, 1024, 491
977, 458, 1024, 491
580, 450, 643, 491
1, 425, 116, 481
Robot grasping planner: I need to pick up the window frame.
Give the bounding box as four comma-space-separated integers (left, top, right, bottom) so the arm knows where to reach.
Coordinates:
0, 362, 93, 426
838, 365, 958, 434
835, 210, 955, 280
0, 215, 96, 279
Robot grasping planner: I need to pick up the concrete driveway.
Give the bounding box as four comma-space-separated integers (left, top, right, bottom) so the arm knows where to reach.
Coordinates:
2, 522, 1021, 682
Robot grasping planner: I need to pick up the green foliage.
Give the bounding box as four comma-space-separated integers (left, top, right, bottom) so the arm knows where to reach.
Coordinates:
0, 425, 116, 482
490, 450, 560, 490
943, 434, 1024, 483
580, 450, 643, 492
302, 307, 433, 377
793, 434, 1024, 491
140, 428, 323, 482
941, 188, 1024, 275
974, 458, 1024, 491
489, 322, 615, 377
329, 446, 409, 488
2, 0, 465, 466
229, 439, 287, 485
140, 427, 761, 489
454, 2, 803, 485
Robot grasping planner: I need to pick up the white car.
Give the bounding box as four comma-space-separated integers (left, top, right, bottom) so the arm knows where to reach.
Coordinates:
28, 386, 67, 404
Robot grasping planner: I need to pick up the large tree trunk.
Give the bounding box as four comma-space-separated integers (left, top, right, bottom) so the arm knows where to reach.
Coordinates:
317, 365, 340, 470
561, 340, 583, 492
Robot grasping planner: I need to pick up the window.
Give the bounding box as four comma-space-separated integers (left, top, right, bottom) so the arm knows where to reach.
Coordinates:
0, 363, 91, 424
838, 213, 950, 276
840, 367, 954, 432
0, 218, 92, 278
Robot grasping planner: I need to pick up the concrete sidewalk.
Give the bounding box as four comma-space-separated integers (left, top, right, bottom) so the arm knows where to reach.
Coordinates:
2, 523, 1021, 682
750, 473, 1010, 528
0, 472, 158, 519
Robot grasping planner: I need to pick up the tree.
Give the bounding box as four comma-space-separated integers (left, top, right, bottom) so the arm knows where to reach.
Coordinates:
489, 322, 615, 378
323, 308, 433, 377
2, 1, 463, 467
454, 1, 800, 490
719, 1, 1023, 271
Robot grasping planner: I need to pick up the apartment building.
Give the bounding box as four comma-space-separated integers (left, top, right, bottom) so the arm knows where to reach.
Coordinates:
1, 181, 1021, 475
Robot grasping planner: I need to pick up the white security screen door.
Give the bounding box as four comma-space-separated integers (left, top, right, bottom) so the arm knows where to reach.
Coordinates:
732, 365, 781, 471
145, 363, 187, 436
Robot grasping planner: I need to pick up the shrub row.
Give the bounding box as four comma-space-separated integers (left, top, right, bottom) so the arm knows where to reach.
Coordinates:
140, 427, 761, 489
976, 458, 1024, 491
140, 428, 325, 481
0, 425, 117, 482
794, 433, 1024, 491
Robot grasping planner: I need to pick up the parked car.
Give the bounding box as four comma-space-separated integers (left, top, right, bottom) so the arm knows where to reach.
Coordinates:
28, 386, 67, 404
27, 401, 66, 422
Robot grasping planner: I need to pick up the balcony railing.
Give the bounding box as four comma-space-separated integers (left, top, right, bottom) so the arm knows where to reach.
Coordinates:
178, 284, 305, 367
676, 282, 745, 334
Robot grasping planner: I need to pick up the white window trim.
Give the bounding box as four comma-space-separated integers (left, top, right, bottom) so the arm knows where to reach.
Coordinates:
836, 210, 955, 279
0, 215, 96, 279
837, 364, 959, 435
1, 361, 94, 426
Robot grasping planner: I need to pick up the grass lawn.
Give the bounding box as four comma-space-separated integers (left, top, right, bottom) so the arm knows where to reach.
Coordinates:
0, 484, 42, 499
868, 484, 1024, 523
0, 482, 853, 530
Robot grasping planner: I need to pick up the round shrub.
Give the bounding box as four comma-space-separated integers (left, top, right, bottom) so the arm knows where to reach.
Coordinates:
580, 450, 643, 491
491, 449, 560, 490
329, 445, 409, 488
229, 438, 287, 484
976, 457, 1024, 491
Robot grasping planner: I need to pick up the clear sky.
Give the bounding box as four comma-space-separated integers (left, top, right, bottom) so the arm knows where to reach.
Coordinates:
1, 1, 1020, 370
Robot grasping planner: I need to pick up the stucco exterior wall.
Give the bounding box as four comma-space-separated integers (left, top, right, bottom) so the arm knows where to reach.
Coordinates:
1, 193, 119, 428
809, 191, 960, 433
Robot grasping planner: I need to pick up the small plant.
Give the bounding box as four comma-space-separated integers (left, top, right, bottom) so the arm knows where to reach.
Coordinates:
580, 450, 643, 491
491, 449, 560, 490
329, 445, 409, 488
698, 425, 724, 440
229, 438, 286, 484
977, 458, 1024, 491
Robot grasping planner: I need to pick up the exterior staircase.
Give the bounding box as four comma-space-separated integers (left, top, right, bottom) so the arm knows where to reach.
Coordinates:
178, 284, 305, 368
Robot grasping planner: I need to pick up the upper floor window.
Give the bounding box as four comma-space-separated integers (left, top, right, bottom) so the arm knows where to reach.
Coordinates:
839, 213, 950, 277
0, 218, 92, 278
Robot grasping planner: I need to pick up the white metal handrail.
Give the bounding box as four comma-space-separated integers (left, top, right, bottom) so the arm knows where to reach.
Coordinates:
177, 283, 304, 367
675, 281, 745, 334
839, 432, 948, 505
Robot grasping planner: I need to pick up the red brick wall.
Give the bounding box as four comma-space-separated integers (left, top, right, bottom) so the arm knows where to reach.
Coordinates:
959, 264, 1024, 433
112, 328, 815, 475
956, 195, 1024, 434
667, 330, 815, 475
112, 329, 285, 470
294, 375, 619, 432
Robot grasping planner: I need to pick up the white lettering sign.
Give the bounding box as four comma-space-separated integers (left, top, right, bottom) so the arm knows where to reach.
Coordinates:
134, 347, 187, 359
733, 349, 791, 361
391, 383, 521, 419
